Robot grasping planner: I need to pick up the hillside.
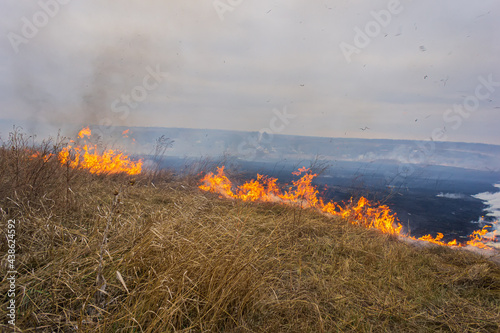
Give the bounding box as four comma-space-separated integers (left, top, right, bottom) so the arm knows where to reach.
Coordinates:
1, 132, 500, 332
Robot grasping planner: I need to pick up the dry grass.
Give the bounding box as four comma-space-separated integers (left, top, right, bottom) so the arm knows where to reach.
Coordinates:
1, 130, 499, 332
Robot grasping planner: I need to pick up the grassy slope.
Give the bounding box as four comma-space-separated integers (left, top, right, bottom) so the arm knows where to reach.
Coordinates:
0, 135, 499, 332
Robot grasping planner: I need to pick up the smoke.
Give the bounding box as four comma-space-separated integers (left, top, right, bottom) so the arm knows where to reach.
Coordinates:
473, 184, 500, 221
472, 184, 500, 249
4, 1, 188, 143
436, 193, 468, 199
8, 34, 160, 142
80, 35, 155, 137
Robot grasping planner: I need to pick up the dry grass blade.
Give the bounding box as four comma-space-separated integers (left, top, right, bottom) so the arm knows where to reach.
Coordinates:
116, 271, 129, 294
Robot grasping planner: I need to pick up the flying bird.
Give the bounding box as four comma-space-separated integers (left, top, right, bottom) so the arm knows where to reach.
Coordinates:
360, 127, 370, 131
475, 11, 490, 19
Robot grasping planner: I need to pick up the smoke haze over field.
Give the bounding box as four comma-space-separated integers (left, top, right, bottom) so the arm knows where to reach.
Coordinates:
475, 184, 500, 220
0, 0, 499, 145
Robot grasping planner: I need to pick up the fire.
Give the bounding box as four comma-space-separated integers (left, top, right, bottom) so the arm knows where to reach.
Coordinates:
78, 126, 91, 138
200, 167, 402, 235
31, 151, 53, 162
58, 127, 142, 175
466, 225, 496, 249
122, 129, 130, 137
199, 167, 497, 250
413, 233, 459, 247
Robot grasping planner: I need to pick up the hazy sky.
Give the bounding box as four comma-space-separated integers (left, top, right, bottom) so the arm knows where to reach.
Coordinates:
1, 0, 499, 144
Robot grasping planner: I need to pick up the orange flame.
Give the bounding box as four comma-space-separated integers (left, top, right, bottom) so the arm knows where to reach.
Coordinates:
466, 225, 496, 249
78, 127, 91, 138
200, 167, 402, 235
199, 167, 497, 250
58, 127, 142, 175
31, 152, 53, 162
413, 233, 459, 247
122, 129, 130, 138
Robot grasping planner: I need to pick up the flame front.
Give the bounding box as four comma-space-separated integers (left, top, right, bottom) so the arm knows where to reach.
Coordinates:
199, 167, 498, 250
466, 226, 496, 249
200, 167, 402, 235
58, 127, 142, 175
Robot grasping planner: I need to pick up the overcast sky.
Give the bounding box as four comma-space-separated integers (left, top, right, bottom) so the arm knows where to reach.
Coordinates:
1, 0, 499, 144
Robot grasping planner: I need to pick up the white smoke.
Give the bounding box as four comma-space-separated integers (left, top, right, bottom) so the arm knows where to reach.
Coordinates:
472, 184, 500, 249
436, 193, 468, 199
473, 184, 500, 220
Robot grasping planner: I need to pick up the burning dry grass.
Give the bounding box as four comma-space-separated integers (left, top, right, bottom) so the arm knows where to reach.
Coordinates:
58, 127, 143, 176
199, 167, 498, 250
1, 130, 500, 332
